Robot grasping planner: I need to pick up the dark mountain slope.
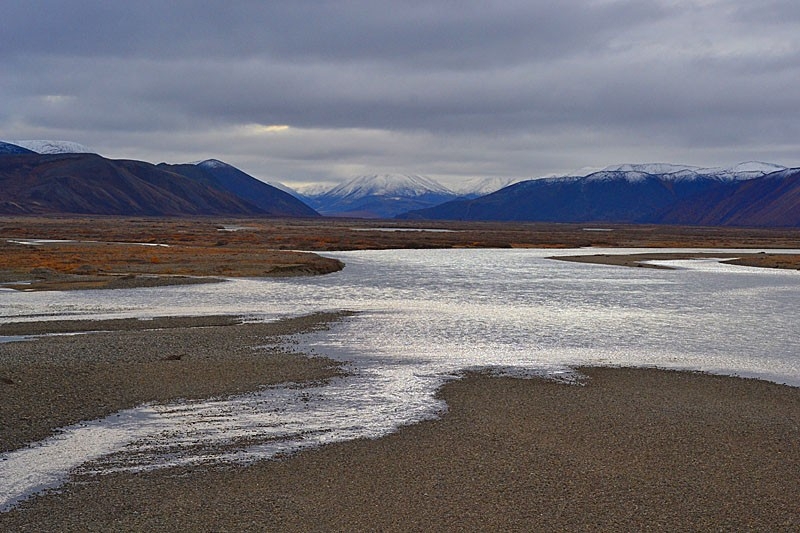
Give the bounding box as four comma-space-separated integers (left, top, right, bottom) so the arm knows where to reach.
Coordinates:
658, 169, 800, 227
162, 160, 318, 217
400, 169, 800, 227
399, 172, 726, 223
0, 141, 35, 155
0, 153, 268, 216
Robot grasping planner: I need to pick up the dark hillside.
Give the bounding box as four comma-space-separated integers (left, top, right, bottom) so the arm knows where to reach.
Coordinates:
400, 170, 800, 227
163, 160, 319, 217
0, 153, 265, 216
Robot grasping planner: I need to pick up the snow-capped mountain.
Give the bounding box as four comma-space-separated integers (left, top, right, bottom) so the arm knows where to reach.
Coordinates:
9, 140, 94, 154
399, 162, 800, 227
453, 176, 523, 197
193, 158, 229, 169
294, 183, 335, 198
599, 161, 786, 181
305, 174, 459, 218
324, 174, 455, 200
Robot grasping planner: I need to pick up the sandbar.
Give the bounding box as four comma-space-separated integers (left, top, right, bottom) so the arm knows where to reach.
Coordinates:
0, 313, 351, 453
552, 251, 800, 270
1, 366, 798, 531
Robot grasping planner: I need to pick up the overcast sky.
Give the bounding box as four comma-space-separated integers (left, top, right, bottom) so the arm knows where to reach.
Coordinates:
2, 1, 799, 188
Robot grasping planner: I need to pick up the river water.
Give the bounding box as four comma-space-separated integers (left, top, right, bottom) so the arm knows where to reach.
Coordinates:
1, 248, 798, 510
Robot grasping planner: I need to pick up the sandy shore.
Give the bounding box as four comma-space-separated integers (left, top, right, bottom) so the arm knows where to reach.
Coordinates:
2, 366, 798, 531
552, 251, 800, 270
0, 313, 351, 453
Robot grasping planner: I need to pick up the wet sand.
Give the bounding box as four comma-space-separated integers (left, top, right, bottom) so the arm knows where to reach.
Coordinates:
1, 365, 798, 531
0, 313, 351, 453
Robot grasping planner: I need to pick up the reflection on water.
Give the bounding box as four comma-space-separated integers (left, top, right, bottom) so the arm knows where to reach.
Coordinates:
1, 248, 798, 510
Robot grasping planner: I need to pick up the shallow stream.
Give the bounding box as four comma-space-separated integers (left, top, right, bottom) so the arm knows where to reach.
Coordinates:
1, 248, 798, 510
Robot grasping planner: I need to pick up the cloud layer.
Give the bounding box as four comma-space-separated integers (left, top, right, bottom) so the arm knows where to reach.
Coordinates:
3, 1, 799, 187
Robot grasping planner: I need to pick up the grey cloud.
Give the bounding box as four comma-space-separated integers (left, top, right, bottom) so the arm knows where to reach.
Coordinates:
732, 0, 800, 24
3, 1, 663, 66
2, 0, 800, 185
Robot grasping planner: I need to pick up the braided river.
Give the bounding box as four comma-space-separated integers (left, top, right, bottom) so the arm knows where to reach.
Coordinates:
2, 248, 798, 510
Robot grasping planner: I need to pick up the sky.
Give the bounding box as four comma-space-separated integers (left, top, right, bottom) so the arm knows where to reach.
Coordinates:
2, 1, 800, 190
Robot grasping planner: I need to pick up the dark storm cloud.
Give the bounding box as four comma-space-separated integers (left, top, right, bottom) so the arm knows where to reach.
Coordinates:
2, 1, 800, 186
2, 1, 659, 64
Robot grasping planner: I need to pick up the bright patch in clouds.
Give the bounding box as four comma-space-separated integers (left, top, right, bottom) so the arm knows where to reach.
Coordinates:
243, 124, 291, 135
42, 95, 74, 104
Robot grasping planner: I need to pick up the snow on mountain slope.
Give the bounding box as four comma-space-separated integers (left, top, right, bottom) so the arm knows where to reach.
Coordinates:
725, 161, 786, 174
322, 174, 455, 200
306, 174, 458, 217
602, 163, 698, 175
10, 140, 94, 154
294, 183, 335, 197
195, 158, 229, 169
598, 162, 786, 181
453, 176, 522, 197
517, 161, 789, 186
698, 161, 788, 180
583, 170, 652, 183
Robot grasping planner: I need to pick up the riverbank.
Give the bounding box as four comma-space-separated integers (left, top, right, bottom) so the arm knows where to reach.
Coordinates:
0, 236, 344, 291
551, 251, 800, 270
3, 217, 800, 291
2, 367, 798, 531
0, 312, 351, 453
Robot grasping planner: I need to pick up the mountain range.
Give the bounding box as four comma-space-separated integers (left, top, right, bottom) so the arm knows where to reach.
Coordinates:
7, 140, 94, 155
300, 174, 462, 218
400, 163, 800, 227
1, 139, 798, 226
297, 174, 525, 218
0, 146, 317, 217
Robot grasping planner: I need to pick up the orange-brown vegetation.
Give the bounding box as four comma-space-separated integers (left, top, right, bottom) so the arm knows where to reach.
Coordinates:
1, 216, 799, 290
0, 217, 349, 290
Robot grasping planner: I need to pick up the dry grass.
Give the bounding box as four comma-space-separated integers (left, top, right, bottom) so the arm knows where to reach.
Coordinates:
1, 216, 799, 290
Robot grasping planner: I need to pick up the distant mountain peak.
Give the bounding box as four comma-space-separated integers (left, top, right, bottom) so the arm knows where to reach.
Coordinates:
594, 161, 787, 181
583, 170, 652, 183
195, 158, 231, 169
726, 161, 786, 174
453, 176, 522, 197
9, 140, 94, 155
601, 162, 695, 175
303, 174, 458, 218
324, 174, 455, 200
